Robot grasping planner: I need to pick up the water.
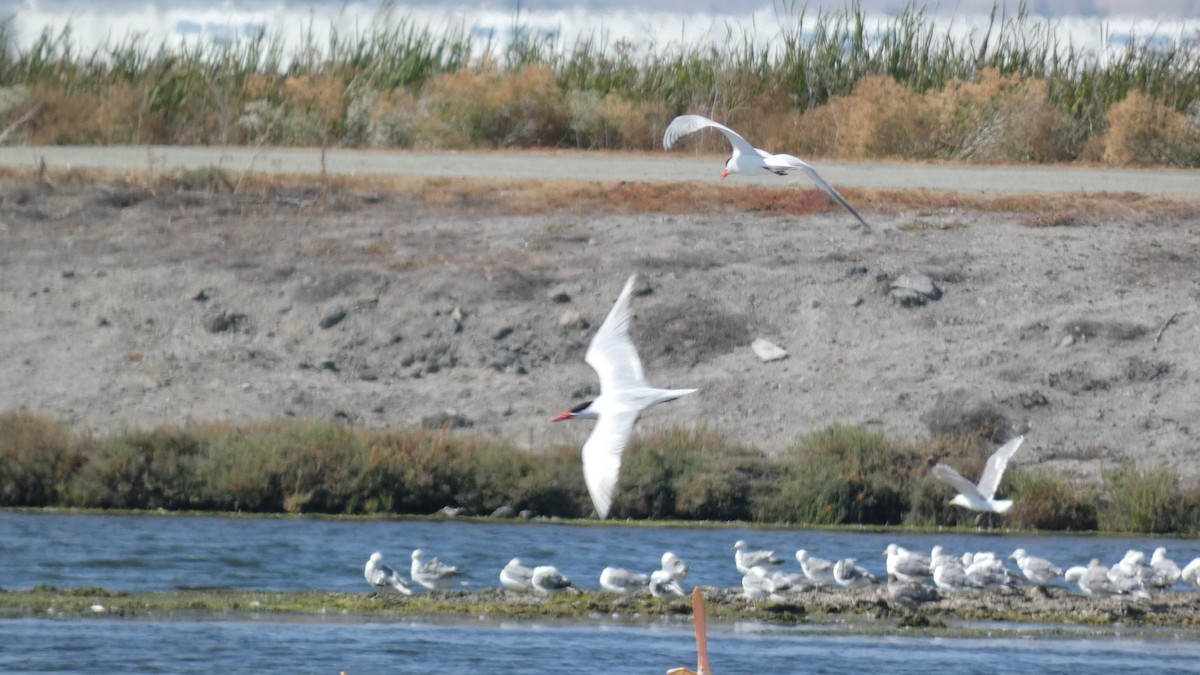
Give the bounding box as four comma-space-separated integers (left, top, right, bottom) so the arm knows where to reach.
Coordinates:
5, 615, 1200, 674
4, 511, 1198, 593
3, 512, 1200, 672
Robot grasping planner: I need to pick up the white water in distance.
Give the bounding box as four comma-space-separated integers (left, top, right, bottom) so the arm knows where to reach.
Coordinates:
2, 0, 1199, 66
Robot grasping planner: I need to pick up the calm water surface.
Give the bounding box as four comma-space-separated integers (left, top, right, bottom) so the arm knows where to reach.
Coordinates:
2, 511, 1200, 673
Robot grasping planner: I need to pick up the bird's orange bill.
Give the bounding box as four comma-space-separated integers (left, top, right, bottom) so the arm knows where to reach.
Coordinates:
551, 412, 573, 422
667, 587, 711, 675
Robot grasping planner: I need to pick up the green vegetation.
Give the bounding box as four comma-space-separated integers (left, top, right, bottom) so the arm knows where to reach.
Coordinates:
7, 585, 1200, 629
0, 3, 1197, 165
4, 412, 1199, 534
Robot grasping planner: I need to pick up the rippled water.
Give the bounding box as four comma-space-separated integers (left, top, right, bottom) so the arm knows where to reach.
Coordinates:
3, 511, 1200, 673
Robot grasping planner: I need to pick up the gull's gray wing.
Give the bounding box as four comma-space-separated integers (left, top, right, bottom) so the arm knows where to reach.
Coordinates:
931, 462, 985, 501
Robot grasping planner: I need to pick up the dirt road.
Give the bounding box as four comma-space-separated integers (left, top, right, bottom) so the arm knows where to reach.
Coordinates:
2, 145, 1199, 195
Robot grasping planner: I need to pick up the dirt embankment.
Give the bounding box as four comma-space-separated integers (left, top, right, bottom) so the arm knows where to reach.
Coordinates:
0, 174, 1198, 486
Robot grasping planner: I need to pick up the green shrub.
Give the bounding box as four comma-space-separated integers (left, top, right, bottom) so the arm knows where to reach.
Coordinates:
1101, 459, 1198, 534
759, 425, 921, 525
1006, 468, 1099, 530
69, 427, 205, 509
0, 413, 81, 505
614, 427, 757, 520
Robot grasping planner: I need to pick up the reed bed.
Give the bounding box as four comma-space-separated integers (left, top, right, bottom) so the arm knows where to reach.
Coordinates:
3, 412, 1197, 534
0, 3, 1197, 165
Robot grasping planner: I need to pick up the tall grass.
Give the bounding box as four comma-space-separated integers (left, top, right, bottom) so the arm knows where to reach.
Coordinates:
0, 3, 1197, 164
0, 412, 1197, 533
1101, 459, 1200, 534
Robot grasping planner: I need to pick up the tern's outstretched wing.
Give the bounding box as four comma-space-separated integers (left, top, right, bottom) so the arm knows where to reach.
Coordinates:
931, 462, 985, 502
764, 153, 871, 231
977, 435, 1024, 500
585, 275, 647, 393
581, 408, 639, 519
663, 114, 758, 158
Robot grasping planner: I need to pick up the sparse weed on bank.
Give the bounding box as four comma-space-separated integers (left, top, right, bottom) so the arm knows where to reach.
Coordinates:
2, 413, 1195, 534
0, 4, 1197, 165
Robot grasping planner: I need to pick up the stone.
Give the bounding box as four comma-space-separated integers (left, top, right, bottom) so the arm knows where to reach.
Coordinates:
318, 305, 347, 329
751, 338, 789, 362
558, 309, 587, 330
490, 505, 517, 519
204, 309, 246, 333
890, 272, 942, 307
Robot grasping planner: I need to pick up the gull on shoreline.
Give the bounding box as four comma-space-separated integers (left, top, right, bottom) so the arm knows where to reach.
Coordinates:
364, 552, 413, 595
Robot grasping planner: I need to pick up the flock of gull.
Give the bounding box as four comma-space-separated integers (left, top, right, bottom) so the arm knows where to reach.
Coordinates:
363, 541, 1200, 606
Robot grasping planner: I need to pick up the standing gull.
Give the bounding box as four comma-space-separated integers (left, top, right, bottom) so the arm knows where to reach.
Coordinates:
552, 275, 698, 519
795, 550, 837, 587
930, 436, 1024, 514
733, 540, 783, 575
363, 552, 413, 595
649, 569, 686, 599
1181, 557, 1200, 587
1009, 548, 1062, 588
661, 551, 690, 581
499, 558, 535, 591
884, 544, 932, 583
662, 113, 871, 232
410, 549, 463, 590
1150, 547, 1182, 589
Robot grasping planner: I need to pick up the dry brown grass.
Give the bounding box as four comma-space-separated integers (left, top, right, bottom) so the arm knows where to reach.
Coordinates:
417, 65, 567, 149
789, 70, 1078, 162
1098, 89, 1200, 166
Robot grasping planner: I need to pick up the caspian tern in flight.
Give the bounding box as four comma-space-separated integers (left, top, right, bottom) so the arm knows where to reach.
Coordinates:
662, 113, 871, 232
930, 435, 1024, 513
552, 275, 698, 519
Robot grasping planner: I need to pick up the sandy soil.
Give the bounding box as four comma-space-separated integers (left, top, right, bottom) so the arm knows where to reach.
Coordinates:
1, 172, 1198, 486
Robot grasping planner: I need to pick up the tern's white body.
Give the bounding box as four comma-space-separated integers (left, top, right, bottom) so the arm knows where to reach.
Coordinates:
553, 275, 697, 519
364, 552, 413, 595
931, 436, 1024, 514
662, 114, 871, 231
